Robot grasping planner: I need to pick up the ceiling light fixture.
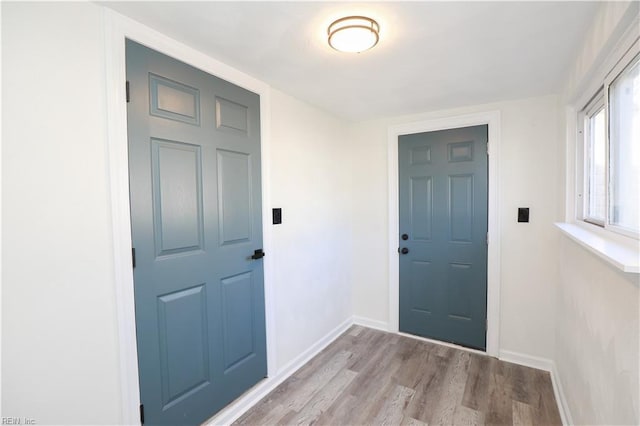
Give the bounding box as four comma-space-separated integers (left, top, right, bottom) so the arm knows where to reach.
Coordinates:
327, 16, 379, 53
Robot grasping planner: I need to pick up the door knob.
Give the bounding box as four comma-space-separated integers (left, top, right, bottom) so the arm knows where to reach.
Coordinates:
401, 234, 409, 240
399, 247, 409, 255
250, 249, 265, 260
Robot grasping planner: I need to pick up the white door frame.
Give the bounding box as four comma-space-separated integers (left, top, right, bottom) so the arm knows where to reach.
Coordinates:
103, 9, 277, 424
387, 111, 501, 357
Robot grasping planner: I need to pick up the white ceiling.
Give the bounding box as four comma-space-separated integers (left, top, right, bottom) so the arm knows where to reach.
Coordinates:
103, 1, 600, 121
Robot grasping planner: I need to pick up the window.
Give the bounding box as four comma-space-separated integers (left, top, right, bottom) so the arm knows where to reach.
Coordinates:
580, 48, 639, 238
583, 98, 606, 224
608, 57, 639, 234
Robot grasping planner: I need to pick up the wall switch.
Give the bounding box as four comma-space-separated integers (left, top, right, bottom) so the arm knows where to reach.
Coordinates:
518, 207, 530, 223
272, 208, 282, 225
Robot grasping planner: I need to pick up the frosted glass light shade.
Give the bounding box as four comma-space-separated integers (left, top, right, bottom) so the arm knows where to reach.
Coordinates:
328, 16, 379, 53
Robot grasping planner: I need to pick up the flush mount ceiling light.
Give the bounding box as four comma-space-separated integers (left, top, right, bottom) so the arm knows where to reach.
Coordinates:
327, 16, 380, 53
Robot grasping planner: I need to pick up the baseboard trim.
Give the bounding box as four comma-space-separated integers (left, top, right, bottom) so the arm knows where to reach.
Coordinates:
550, 362, 574, 426
352, 315, 389, 332
499, 350, 572, 426
499, 350, 554, 371
204, 317, 353, 425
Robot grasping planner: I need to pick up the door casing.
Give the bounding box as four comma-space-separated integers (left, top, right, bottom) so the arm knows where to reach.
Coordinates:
104, 9, 276, 425
387, 111, 501, 357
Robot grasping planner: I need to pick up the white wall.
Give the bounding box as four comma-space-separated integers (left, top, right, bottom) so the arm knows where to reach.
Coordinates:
348, 122, 390, 322
350, 95, 562, 360
2, 3, 123, 424
2, 2, 352, 423
563, 1, 638, 103
268, 89, 352, 368
555, 2, 640, 424
556, 239, 639, 424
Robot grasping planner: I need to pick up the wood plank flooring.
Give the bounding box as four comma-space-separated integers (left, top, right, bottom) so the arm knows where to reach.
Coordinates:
234, 326, 562, 426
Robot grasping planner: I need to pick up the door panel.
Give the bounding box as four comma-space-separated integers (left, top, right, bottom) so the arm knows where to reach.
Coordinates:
410, 176, 433, 240
127, 40, 266, 425
152, 139, 204, 256
221, 272, 256, 371
216, 97, 249, 135
449, 174, 474, 242
157, 284, 210, 409
399, 125, 488, 350
447, 263, 473, 319
217, 150, 252, 245
409, 260, 434, 313
149, 73, 201, 125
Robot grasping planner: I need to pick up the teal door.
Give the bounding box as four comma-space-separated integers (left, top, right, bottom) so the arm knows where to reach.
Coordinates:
126, 40, 267, 425
398, 126, 488, 350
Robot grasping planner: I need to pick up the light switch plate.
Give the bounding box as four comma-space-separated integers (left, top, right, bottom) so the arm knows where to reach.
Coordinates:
272, 208, 282, 225
518, 207, 529, 223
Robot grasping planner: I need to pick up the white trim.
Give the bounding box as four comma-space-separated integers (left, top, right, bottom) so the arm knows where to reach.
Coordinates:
550, 363, 574, 426
203, 317, 353, 425
103, 11, 140, 425
565, 105, 579, 222
555, 222, 639, 273
103, 8, 276, 425
387, 111, 501, 357
352, 315, 389, 332
499, 350, 572, 426
499, 349, 554, 372
579, 95, 605, 226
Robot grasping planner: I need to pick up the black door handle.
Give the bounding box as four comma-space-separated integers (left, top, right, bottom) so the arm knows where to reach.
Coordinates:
401, 234, 409, 240
399, 247, 409, 255
250, 249, 265, 260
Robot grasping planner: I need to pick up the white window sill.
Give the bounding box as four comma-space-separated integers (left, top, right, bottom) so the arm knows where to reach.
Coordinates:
555, 222, 640, 273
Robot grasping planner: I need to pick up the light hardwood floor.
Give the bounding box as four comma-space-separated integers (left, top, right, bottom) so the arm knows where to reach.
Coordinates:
234, 326, 562, 426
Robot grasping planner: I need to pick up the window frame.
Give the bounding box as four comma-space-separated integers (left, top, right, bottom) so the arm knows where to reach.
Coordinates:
603, 47, 640, 238
577, 40, 640, 240
579, 93, 606, 227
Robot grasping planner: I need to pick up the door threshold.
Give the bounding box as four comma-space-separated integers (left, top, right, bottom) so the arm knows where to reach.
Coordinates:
396, 331, 489, 357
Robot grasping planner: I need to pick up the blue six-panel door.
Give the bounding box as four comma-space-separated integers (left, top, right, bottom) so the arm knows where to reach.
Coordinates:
126, 40, 267, 425
398, 126, 488, 350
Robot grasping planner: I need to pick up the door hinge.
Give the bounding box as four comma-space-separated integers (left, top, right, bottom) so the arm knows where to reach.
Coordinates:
486, 319, 488, 330
139, 404, 144, 425
132, 248, 136, 269
486, 233, 489, 245
126, 81, 131, 103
